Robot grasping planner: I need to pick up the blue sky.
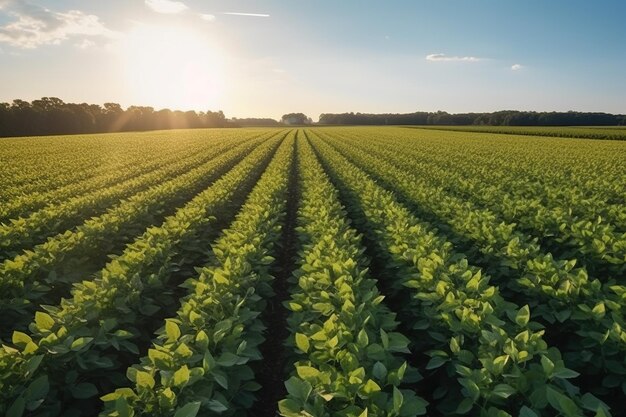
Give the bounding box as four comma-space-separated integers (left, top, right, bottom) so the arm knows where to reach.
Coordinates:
0, 0, 624, 120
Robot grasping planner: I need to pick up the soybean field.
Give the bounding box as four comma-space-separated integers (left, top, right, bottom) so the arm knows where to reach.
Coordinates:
0, 127, 625, 417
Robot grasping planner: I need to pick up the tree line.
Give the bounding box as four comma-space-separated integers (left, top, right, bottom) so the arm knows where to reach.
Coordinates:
2, 98, 625, 138
0, 97, 231, 137
318, 110, 626, 126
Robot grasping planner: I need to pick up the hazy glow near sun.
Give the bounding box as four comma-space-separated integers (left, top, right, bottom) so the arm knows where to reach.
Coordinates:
121, 24, 224, 110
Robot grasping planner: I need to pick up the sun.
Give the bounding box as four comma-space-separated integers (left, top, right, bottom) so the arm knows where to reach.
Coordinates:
121, 23, 225, 110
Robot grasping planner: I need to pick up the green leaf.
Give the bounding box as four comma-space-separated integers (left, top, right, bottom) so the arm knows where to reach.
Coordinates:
25, 375, 49, 401
212, 371, 228, 389
158, 387, 176, 409
515, 305, 530, 327
34, 312, 55, 330
285, 376, 312, 401
12, 331, 32, 346
295, 333, 310, 354
493, 354, 509, 373
166, 320, 181, 342
6, 397, 25, 417
278, 398, 301, 417
541, 355, 555, 377
71, 383, 98, 399
115, 396, 132, 417
195, 330, 209, 350
70, 337, 93, 351
136, 371, 155, 389
425, 356, 447, 370
553, 368, 580, 379
456, 398, 473, 414
203, 350, 215, 371
357, 329, 369, 347
492, 384, 516, 399
207, 400, 228, 412
361, 379, 381, 394
174, 365, 190, 388
595, 408, 610, 417
25, 355, 44, 376
217, 352, 239, 366
450, 337, 460, 354
581, 393, 606, 412
372, 362, 387, 380
149, 349, 171, 368
189, 310, 203, 327
591, 302, 606, 319
328, 335, 339, 348
558, 394, 582, 417
393, 387, 403, 412
287, 302, 302, 312
520, 406, 539, 417
296, 366, 319, 379
546, 386, 565, 411
173, 401, 201, 417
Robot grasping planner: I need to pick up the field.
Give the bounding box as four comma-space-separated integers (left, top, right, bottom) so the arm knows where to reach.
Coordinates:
407, 126, 626, 141
0, 127, 625, 417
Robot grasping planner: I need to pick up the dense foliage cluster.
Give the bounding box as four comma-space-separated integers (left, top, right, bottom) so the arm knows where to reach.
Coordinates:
0, 126, 624, 417
0, 97, 230, 137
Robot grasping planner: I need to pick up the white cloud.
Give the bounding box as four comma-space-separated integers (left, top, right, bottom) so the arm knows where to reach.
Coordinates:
511, 64, 523, 71
200, 13, 216, 22
0, 2, 117, 49
145, 0, 188, 14
75, 38, 95, 49
222, 12, 270, 18
426, 53, 482, 62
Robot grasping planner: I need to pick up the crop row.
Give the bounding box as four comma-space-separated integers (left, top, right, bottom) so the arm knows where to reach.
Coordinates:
278, 133, 427, 416
0, 132, 280, 338
0, 130, 230, 201
0, 133, 283, 417
321, 130, 625, 276
307, 130, 611, 416
0, 133, 225, 223
311, 131, 626, 409
0, 132, 271, 261
409, 126, 626, 141
99, 131, 296, 417
330, 128, 625, 231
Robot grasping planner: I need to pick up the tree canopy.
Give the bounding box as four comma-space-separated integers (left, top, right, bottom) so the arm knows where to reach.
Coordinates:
318, 110, 625, 126
0, 98, 230, 137
281, 113, 312, 125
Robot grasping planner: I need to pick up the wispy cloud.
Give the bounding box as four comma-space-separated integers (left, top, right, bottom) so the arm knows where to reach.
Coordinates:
426, 53, 482, 62
222, 12, 270, 18
511, 63, 523, 71
0, 1, 116, 49
145, 0, 188, 14
200, 13, 216, 22
75, 38, 95, 49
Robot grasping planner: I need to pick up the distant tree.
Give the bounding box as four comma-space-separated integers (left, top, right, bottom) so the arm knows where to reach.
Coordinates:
281, 113, 311, 125
231, 117, 280, 127
317, 110, 624, 127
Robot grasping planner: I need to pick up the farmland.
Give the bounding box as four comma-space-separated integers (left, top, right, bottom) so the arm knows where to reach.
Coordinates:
0, 126, 625, 417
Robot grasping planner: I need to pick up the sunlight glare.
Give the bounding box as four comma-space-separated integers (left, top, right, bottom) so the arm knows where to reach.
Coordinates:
122, 24, 224, 110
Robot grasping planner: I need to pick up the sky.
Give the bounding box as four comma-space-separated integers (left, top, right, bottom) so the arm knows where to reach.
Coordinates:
0, 0, 624, 120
